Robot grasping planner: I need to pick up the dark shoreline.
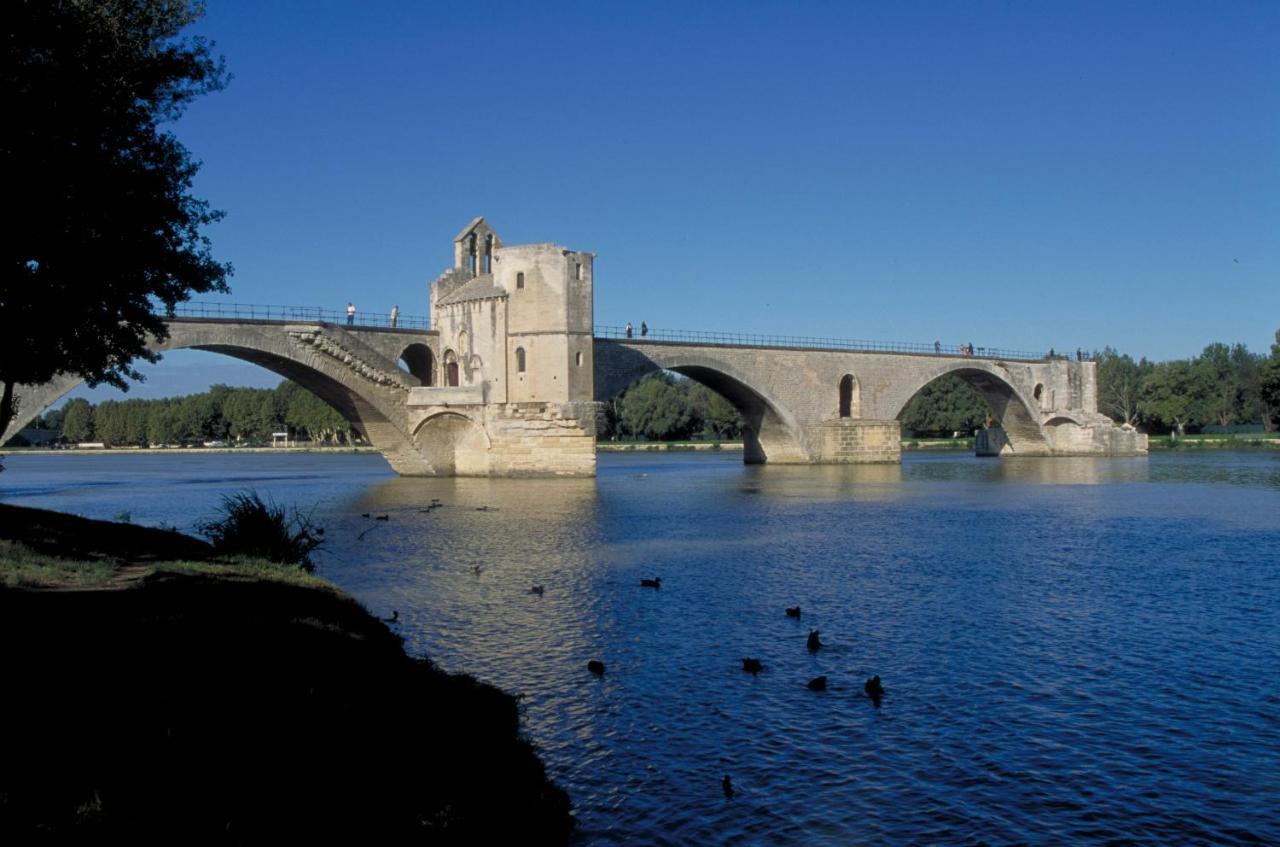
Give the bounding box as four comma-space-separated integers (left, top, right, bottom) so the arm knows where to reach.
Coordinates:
0, 505, 574, 844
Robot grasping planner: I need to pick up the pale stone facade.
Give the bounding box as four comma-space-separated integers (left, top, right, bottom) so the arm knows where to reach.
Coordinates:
404, 217, 599, 476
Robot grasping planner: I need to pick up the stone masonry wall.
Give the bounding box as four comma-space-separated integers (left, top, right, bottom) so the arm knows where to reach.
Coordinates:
814, 419, 902, 463
485, 401, 598, 477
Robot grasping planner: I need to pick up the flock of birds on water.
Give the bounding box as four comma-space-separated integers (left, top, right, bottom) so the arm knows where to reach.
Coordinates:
365, 501, 888, 801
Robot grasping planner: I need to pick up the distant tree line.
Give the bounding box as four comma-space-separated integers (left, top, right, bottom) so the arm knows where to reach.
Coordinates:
1095, 330, 1280, 435
25, 382, 359, 447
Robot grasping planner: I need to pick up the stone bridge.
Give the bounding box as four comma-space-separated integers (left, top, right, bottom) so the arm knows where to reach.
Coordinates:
594, 338, 1143, 464
3, 318, 445, 475
5, 217, 1146, 475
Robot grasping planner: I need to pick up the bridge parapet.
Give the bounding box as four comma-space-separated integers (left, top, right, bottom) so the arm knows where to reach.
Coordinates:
408, 385, 485, 406
165, 301, 431, 331
594, 325, 1073, 363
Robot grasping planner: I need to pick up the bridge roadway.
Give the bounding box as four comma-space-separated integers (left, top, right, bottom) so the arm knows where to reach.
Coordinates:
5, 314, 1146, 476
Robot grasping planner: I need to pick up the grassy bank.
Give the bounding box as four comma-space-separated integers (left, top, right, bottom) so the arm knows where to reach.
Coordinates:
598, 440, 743, 452
0, 505, 573, 844
902, 437, 975, 451
1148, 433, 1280, 449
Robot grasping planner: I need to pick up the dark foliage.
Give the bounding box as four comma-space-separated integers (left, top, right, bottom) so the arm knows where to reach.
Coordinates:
196, 491, 322, 571
601, 372, 744, 440
1, 0, 232, 437
899, 373, 989, 437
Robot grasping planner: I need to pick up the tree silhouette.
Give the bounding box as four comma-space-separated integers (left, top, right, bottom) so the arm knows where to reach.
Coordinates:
1, 0, 232, 438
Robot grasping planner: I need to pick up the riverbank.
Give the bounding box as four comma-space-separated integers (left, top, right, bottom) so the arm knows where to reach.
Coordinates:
1148, 433, 1280, 449
2, 444, 379, 456
0, 505, 573, 843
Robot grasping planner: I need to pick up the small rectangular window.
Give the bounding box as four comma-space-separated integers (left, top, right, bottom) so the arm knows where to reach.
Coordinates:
574, 262, 583, 281
516, 272, 525, 290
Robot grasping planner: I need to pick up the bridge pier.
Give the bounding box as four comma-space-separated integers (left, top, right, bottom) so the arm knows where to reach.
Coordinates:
977, 415, 1147, 458
404, 392, 598, 477
807, 419, 903, 464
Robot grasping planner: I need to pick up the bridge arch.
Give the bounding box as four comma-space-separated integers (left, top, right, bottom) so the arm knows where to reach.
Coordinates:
411, 411, 490, 476
398, 342, 435, 386
4, 320, 426, 470
889, 362, 1049, 454
593, 341, 808, 463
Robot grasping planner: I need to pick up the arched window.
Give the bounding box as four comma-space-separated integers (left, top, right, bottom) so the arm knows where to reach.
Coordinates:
467, 233, 477, 276
443, 350, 459, 387
839, 374, 854, 418
576, 351, 583, 367
516, 347, 526, 373
516, 271, 525, 289
483, 233, 493, 274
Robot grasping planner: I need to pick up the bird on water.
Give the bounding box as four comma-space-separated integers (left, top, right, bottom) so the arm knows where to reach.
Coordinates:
865, 675, 885, 706
382, 610, 399, 623
640, 577, 661, 589
807, 629, 823, 651
587, 660, 605, 676
742, 658, 763, 674
722, 775, 734, 799
529, 585, 544, 596
806, 675, 827, 691
785, 606, 801, 618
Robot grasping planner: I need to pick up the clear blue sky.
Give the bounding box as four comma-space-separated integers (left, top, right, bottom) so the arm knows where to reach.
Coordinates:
73, 0, 1279, 401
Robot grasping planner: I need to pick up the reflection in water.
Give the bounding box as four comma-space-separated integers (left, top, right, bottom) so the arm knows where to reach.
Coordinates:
907, 454, 1152, 485
743, 462, 907, 501
312, 451, 1280, 845
3, 449, 1280, 844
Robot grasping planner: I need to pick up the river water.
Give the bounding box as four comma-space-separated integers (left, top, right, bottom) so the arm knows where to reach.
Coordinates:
3, 450, 1278, 845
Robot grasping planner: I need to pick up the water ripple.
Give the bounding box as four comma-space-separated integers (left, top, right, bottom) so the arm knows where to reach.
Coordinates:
3, 450, 1278, 844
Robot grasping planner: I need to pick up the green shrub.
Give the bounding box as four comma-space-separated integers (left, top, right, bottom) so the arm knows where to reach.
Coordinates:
196, 492, 323, 571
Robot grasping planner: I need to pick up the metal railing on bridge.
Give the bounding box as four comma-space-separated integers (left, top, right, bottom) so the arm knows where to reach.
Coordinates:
150, 304, 1078, 361
594, 325, 1074, 362
158, 301, 431, 331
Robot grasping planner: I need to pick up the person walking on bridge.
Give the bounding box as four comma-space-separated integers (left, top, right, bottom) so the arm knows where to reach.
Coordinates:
641, 321, 648, 337
390, 305, 399, 328
625, 321, 633, 338
346, 302, 356, 326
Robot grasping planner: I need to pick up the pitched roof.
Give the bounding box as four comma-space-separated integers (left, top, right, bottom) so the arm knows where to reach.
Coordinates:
435, 274, 506, 306
453, 216, 488, 243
